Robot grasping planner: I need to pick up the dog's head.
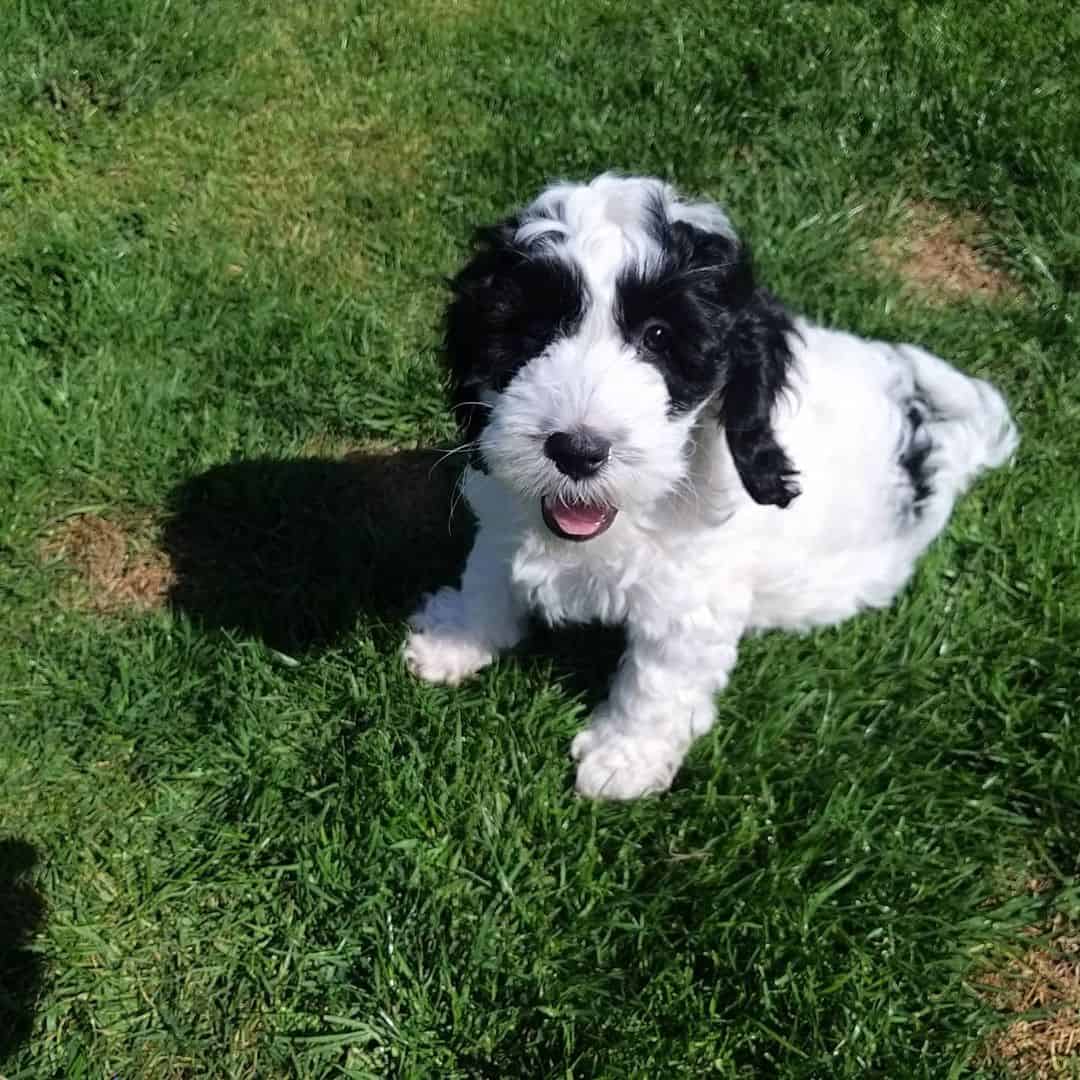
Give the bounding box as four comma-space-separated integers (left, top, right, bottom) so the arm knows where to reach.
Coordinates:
445, 174, 799, 541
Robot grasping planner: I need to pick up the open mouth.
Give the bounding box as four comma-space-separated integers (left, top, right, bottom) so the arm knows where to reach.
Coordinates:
541, 496, 618, 541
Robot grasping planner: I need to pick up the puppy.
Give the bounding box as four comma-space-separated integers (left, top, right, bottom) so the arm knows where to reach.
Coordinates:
404, 173, 1017, 799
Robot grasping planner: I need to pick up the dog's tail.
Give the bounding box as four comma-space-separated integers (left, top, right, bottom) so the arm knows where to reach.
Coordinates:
896, 344, 1018, 533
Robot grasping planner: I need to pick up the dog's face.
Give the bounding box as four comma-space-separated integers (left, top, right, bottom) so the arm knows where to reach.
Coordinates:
446, 174, 799, 540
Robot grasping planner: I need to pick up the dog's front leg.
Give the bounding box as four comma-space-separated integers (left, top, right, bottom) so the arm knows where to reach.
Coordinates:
404, 525, 526, 687
571, 609, 743, 799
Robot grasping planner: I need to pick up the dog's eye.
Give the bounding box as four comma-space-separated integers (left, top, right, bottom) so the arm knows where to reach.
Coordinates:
642, 321, 672, 353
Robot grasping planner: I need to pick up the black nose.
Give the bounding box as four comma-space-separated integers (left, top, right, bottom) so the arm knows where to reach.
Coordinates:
544, 430, 611, 480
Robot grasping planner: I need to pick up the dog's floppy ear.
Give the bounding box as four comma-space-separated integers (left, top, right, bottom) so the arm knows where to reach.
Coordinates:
720, 285, 800, 508
443, 218, 520, 443
670, 217, 800, 507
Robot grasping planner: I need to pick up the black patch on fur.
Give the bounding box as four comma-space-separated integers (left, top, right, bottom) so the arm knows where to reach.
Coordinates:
444, 219, 587, 443
616, 221, 749, 411
616, 219, 800, 507
722, 286, 801, 507
899, 400, 934, 515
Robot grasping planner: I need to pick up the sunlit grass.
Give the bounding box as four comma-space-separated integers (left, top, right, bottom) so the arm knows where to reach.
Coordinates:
1, 1, 1078, 1076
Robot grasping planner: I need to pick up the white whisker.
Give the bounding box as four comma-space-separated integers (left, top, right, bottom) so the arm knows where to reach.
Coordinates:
446, 472, 469, 533
428, 441, 480, 475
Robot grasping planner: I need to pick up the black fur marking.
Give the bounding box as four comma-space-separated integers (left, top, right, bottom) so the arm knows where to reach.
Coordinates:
444, 219, 587, 442
722, 286, 801, 508
898, 400, 934, 515
615, 222, 747, 412
616, 221, 800, 507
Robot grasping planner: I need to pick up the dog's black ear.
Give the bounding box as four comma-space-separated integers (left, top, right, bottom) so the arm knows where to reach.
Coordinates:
720, 285, 800, 508
672, 220, 800, 507
443, 218, 520, 443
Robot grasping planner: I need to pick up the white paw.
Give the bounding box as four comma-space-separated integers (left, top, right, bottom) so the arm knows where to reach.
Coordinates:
404, 589, 495, 686
572, 731, 682, 801
403, 628, 494, 686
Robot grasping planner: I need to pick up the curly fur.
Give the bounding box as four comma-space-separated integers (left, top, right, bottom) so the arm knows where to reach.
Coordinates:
405, 173, 1018, 800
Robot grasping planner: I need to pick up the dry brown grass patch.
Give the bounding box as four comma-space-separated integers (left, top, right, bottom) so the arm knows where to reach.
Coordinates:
980, 916, 1080, 1078
873, 201, 1019, 303
41, 513, 174, 614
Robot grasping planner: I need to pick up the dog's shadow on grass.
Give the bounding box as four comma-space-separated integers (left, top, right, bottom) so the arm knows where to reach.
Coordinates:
164, 450, 470, 652
163, 450, 622, 703
0, 839, 46, 1063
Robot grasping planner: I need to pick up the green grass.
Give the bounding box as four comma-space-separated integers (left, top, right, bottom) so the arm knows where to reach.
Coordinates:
2, 0, 1079, 1076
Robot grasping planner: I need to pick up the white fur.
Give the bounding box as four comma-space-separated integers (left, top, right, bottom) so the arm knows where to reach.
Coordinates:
404, 175, 1018, 799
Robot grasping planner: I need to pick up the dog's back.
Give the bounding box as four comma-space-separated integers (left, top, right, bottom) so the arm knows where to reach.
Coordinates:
739, 322, 1018, 630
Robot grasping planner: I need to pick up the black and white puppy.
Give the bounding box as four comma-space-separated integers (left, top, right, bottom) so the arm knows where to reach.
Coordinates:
405, 173, 1017, 799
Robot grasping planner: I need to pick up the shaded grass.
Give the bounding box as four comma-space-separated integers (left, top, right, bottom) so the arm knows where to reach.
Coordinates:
0, 839, 46, 1059
1, 0, 1078, 1076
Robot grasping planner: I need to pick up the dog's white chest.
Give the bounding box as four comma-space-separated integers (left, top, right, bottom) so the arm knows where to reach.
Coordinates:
508, 523, 711, 628
505, 522, 665, 626
510, 539, 635, 625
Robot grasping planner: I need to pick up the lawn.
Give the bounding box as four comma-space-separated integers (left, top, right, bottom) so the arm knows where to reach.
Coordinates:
1, 1, 1079, 1076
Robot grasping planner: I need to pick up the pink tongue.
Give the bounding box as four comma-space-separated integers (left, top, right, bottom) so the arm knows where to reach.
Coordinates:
549, 500, 609, 537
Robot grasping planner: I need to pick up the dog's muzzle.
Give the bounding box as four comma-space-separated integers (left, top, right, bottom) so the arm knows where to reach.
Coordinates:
540, 429, 618, 540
